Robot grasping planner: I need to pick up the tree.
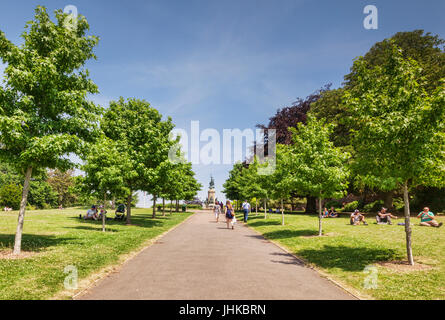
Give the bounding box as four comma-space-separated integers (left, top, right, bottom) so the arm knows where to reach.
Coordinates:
256, 85, 331, 145
0, 183, 22, 210
345, 30, 445, 93
102, 97, 175, 224
222, 162, 244, 203
0, 6, 102, 254
284, 117, 350, 235
47, 169, 75, 207
81, 136, 131, 231
344, 44, 445, 265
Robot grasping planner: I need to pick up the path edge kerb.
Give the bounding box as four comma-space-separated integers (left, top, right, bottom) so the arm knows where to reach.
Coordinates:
243, 222, 367, 300
69, 212, 196, 300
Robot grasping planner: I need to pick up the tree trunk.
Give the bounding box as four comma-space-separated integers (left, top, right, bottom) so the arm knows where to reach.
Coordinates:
13, 166, 33, 255
170, 200, 173, 215
162, 198, 166, 217
152, 195, 157, 218
255, 199, 258, 216
111, 197, 116, 210
264, 199, 267, 219
383, 191, 394, 211
102, 193, 107, 232
318, 197, 323, 236
126, 193, 132, 225
403, 181, 414, 265
176, 199, 179, 212
281, 199, 284, 226
305, 196, 317, 214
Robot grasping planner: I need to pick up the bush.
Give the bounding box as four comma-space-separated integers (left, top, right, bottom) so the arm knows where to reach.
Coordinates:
186, 204, 203, 209
411, 187, 445, 213
343, 201, 359, 212
325, 200, 342, 209
0, 183, 22, 210
393, 198, 405, 212
362, 200, 384, 213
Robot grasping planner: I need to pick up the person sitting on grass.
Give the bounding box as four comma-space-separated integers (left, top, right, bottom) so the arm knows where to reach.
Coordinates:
81, 205, 98, 220
417, 207, 443, 228
328, 207, 338, 218
114, 203, 126, 220
98, 205, 109, 220
350, 209, 368, 226
376, 207, 398, 225
322, 207, 329, 218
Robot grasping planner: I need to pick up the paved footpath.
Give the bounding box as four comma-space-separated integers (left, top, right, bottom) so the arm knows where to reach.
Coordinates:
77, 211, 355, 300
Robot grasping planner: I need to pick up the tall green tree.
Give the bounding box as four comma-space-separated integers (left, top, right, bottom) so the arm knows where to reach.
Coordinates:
284, 118, 350, 236
47, 169, 75, 207
344, 44, 445, 265
81, 136, 131, 231
0, 7, 101, 254
345, 30, 445, 93
102, 97, 175, 224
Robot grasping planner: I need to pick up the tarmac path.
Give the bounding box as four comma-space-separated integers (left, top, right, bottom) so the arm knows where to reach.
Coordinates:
77, 210, 355, 300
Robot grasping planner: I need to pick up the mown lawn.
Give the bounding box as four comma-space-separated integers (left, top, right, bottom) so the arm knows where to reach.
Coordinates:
0, 208, 192, 300
241, 211, 445, 300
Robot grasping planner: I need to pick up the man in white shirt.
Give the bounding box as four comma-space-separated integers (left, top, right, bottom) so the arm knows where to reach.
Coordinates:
242, 200, 251, 223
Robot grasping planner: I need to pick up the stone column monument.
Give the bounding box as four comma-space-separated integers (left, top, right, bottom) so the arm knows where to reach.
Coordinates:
207, 176, 216, 209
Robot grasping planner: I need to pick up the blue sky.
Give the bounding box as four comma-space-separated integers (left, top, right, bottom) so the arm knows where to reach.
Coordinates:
1, 0, 444, 205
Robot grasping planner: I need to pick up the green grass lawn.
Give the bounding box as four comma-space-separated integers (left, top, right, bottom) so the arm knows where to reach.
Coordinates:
240, 211, 445, 300
0, 208, 192, 300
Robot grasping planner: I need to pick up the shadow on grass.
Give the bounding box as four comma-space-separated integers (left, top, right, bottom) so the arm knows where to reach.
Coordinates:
68, 216, 164, 229
65, 226, 120, 232
298, 245, 399, 272
248, 220, 282, 227
0, 234, 75, 252
262, 229, 319, 239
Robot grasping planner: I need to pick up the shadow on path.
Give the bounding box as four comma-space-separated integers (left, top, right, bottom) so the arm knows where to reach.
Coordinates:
263, 229, 319, 239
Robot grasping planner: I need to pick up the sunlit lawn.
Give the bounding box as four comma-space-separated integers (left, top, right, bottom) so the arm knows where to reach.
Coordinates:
241, 211, 445, 300
0, 207, 192, 300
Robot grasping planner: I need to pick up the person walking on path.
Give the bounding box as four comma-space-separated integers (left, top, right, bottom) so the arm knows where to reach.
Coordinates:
214, 203, 221, 222
242, 200, 251, 223
225, 201, 235, 229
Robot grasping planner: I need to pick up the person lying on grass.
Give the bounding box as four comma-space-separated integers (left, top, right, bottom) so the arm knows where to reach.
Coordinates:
328, 207, 338, 218
376, 207, 398, 225
80, 205, 98, 220
350, 210, 368, 226
417, 207, 443, 228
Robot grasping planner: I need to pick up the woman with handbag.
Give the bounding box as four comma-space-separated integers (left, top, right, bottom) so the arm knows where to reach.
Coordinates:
225, 201, 235, 230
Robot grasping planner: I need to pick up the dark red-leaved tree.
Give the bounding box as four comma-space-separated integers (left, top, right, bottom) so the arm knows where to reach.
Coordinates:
256, 84, 331, 213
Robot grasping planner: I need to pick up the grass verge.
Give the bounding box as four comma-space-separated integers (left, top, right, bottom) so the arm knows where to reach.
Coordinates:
241, 212, 445, 300
0, 208, 192, 300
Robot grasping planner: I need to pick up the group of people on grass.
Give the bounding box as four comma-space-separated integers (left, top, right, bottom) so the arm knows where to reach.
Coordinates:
349, 206, 443, 228
3, 207, 13, 211
322, 207, 339, 218
214, 200, 443, 229
80, 203, 127, 221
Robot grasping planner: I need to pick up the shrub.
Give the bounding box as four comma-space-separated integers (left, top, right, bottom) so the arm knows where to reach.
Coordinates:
325, 200, 342, 209
362, 200, 384, 213
0, 183, 23, 210
393, 198, 405, 212
343, 201, 359, 212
